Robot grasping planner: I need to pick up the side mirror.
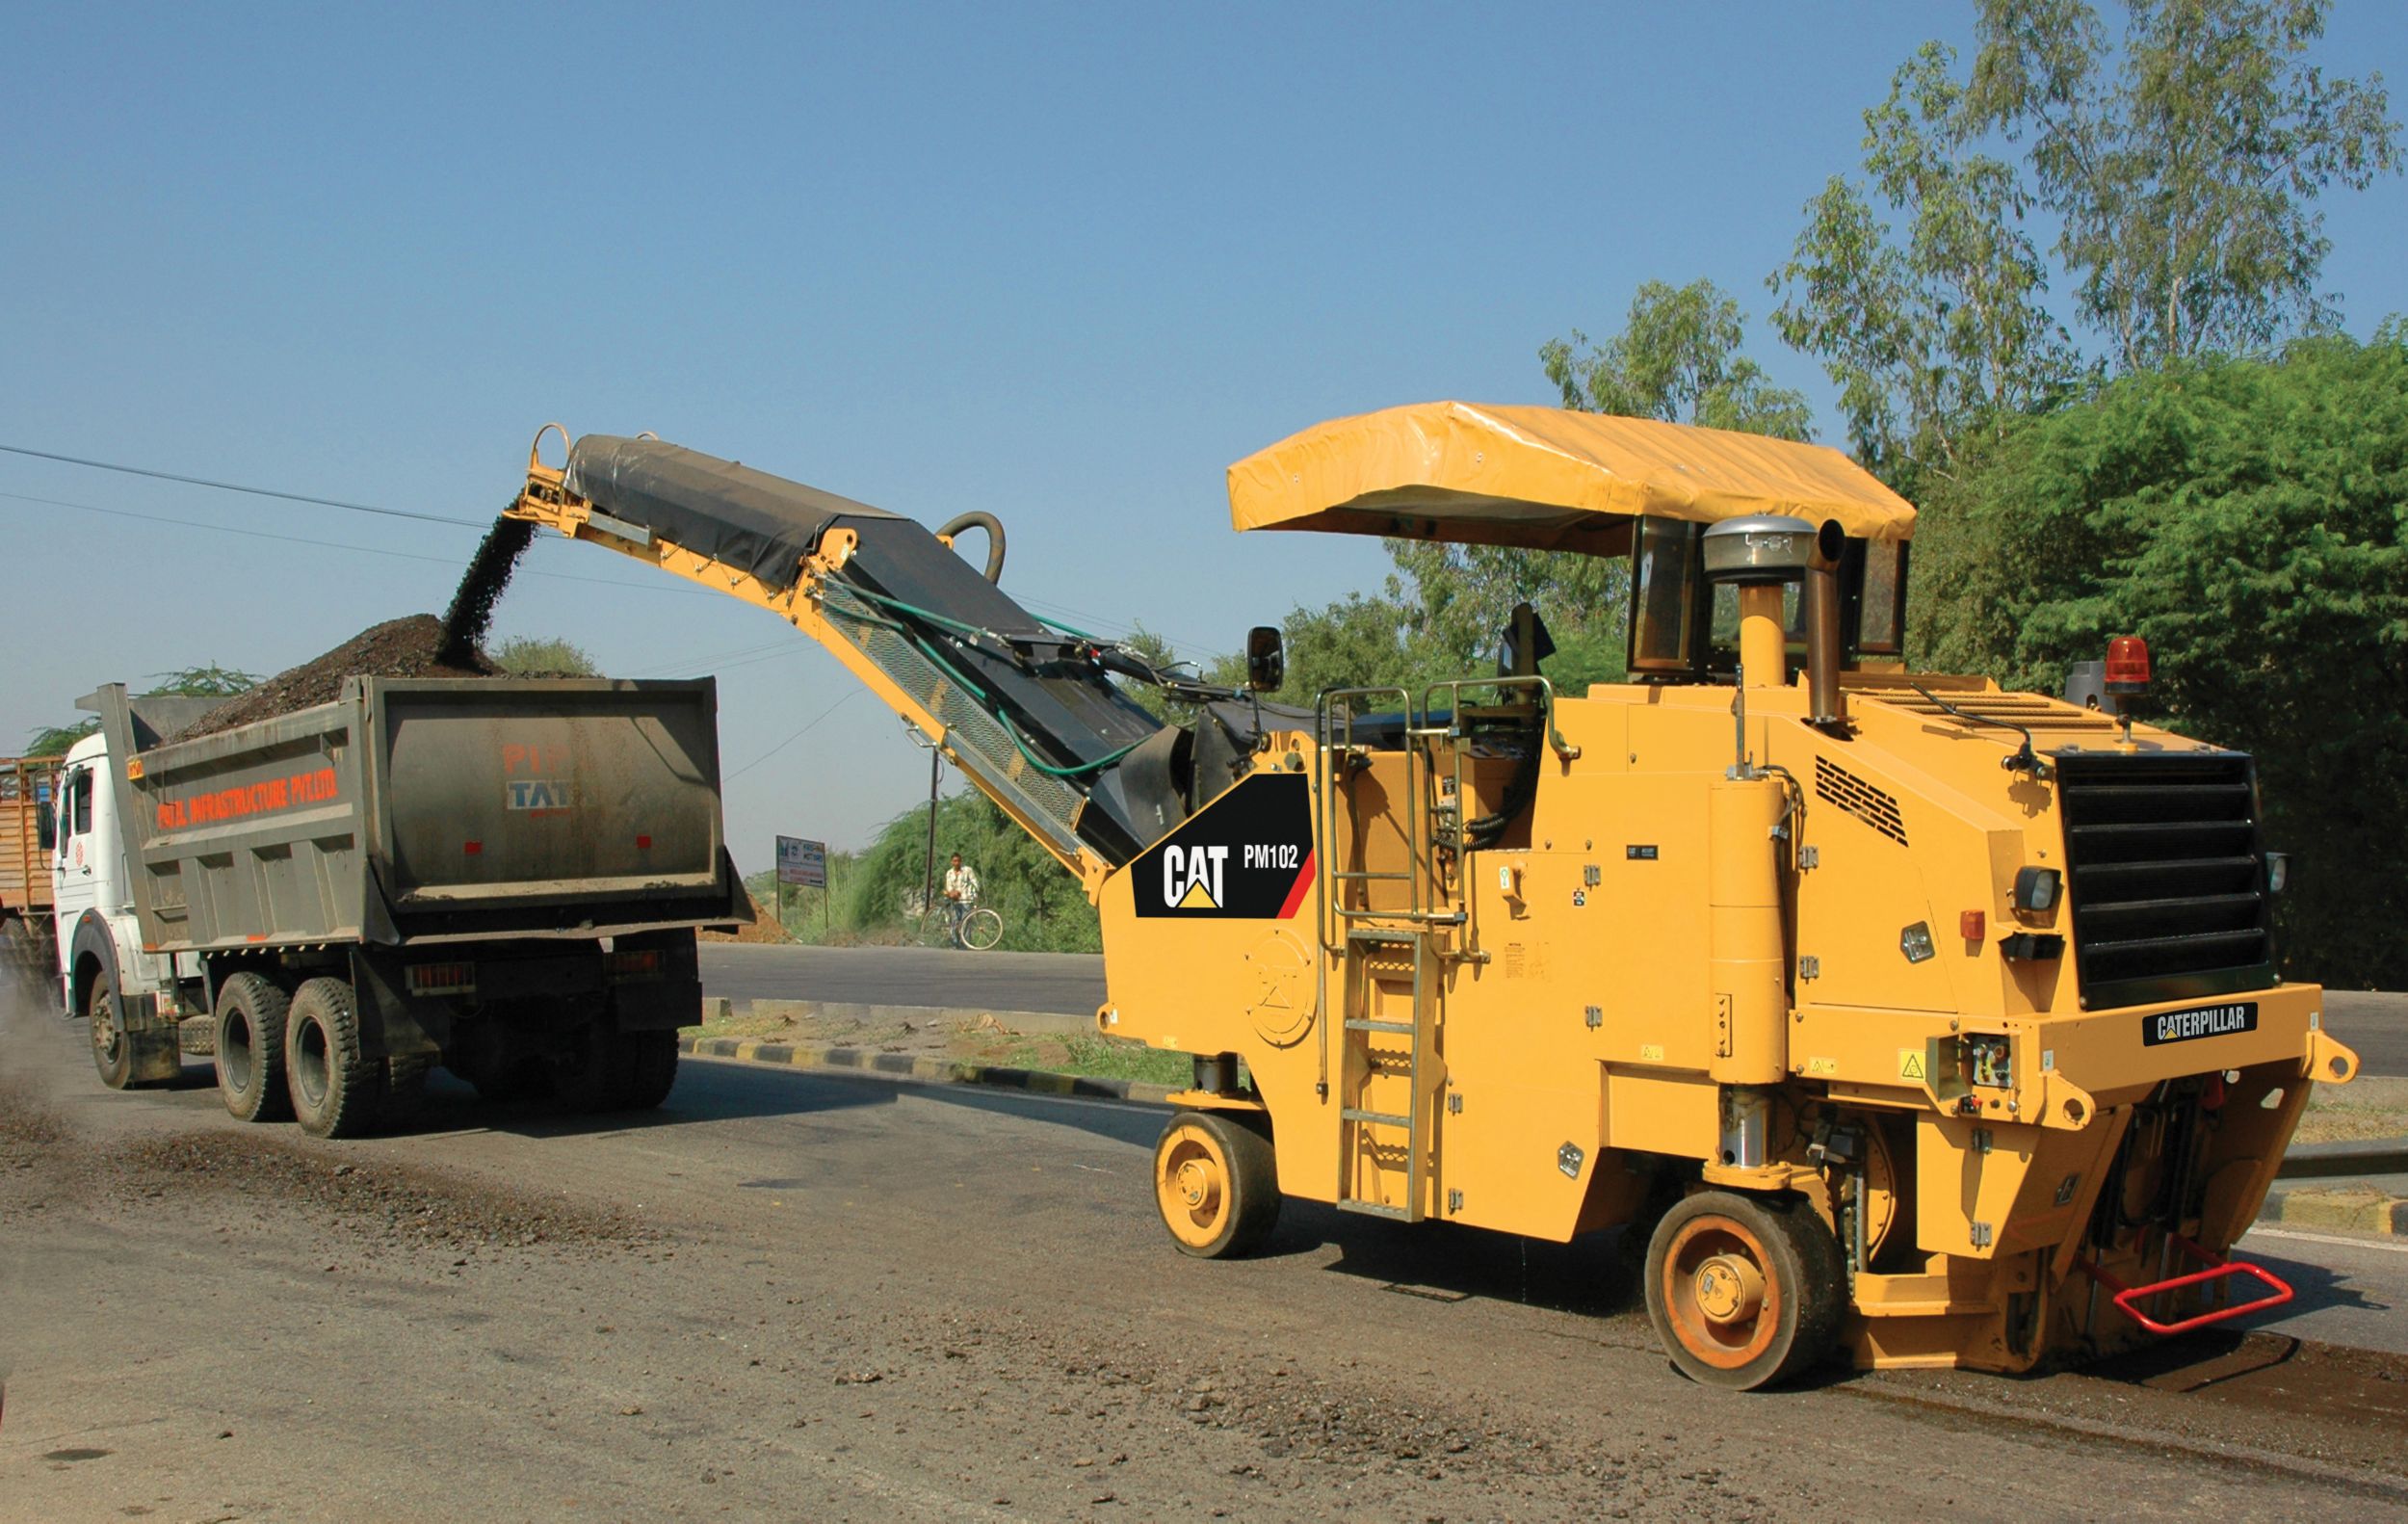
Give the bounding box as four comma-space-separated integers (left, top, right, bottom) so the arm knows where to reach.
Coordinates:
1244, 626, 1285, 693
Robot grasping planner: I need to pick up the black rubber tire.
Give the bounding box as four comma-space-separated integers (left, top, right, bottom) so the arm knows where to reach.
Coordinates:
284, 977, 380, 1139
470, 1059, 543, 1104
381, 1053, 434, 1126
552, 1022, 630, 1115
618, 1030, 679, 1111
1153, 1110, 1281, 1259
213, 973, 293, 1122
88, 971, 133, 1089
1642, 1190, 1845, 1391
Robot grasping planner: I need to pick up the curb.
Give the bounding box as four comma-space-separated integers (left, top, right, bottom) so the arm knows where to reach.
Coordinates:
679, 1034, 1179, 1106
701, 997, 1096, 1039
2259, 1183, 2408, 1237
2274, 1136, 2408, 1180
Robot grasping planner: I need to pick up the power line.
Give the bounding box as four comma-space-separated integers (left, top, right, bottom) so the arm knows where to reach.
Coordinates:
0, 487, 713, 596
0, 441, 487, 526
725, 690, 862, 781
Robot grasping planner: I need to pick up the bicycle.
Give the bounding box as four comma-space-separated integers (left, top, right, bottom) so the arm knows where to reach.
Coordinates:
899, 887, 1003, 951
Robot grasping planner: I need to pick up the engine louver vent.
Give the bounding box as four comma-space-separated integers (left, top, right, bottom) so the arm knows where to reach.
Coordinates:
2056, 751, 2276, 1008
1815, 757, 1908, 846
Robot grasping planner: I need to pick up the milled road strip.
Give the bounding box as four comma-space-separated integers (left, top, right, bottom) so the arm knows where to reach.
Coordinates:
679, 1033, 1181, 1104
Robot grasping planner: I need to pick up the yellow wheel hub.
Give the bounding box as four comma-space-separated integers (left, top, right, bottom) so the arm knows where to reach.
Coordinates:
1692, 1253, 1767, 1324
1156, 1123, 1233, 1248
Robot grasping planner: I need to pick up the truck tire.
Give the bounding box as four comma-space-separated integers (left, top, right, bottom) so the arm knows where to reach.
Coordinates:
553, 1021, 629, 1115
284, 977, 380, 1139
619, 1030, 679, 1111
88, 971, 133, 1090
213, 973, 293, 1123
382, 1053, 434, 1127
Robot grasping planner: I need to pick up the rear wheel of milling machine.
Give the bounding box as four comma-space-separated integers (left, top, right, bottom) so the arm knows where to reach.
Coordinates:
1152, 1110, 1280, 1258
1643, 1189, 1845, 1390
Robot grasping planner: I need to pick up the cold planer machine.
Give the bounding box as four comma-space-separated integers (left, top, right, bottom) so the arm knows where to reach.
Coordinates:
510, 427, 1267, 887
509, 409, 2361, 1391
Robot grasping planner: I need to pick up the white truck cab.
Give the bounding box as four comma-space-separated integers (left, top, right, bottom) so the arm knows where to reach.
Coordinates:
51, 731, 200, 1073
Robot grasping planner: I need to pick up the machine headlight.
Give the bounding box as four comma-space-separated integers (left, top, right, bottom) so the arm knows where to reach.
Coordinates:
2013, 866, 2061, 913
2265, 852, 2290, 895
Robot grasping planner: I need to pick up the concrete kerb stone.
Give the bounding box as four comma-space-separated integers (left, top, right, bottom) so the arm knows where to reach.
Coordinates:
2258, 1183, 2408, 1237
681, 1034, 1179, 1106
720, 996, 1095, 1038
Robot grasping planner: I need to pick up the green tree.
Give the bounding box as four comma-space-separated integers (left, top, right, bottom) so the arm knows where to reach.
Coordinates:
491, 635, 601, 676
844, 791, 1102, 953
1914, 328, 2408, 986
1969, 0, 2400, 371
1540, 278, 1816, 439
1770, 41, 2077, 486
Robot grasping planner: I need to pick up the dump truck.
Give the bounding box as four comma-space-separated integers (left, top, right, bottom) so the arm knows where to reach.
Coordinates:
2, 755, 60, 980
498, 407, 2356, 1387
46, 676, 741, 1136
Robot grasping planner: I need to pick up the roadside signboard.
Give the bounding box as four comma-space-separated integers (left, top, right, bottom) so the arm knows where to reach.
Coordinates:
776, 835, 827, 889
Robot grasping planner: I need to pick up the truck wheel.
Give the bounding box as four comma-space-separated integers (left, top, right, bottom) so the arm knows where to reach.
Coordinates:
88, 972, 134, 1089
284, 977, 380, 1139
382, 1054, 434, 1127
214, 973, 293, 1122
1642, 1190, 1844, 1391
553, 1021, 632, 1114
1152, 1111, 1281, 1259
618, 1030, 679, 1111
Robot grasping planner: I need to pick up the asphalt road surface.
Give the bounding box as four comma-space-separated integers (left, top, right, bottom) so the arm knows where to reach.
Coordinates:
7, 1005, 2408, 1522
700, 943, 1106, 1017
708, 946, 2408, 1077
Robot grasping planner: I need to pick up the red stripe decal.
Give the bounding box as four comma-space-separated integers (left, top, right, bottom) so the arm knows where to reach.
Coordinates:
1277, 851, 1316, 920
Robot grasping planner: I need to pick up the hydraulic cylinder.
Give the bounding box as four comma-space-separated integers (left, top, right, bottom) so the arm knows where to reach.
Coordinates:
1708, 772, 1789, 1087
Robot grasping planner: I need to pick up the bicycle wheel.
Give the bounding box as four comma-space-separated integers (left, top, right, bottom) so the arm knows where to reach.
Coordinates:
960, 907, 1003, 951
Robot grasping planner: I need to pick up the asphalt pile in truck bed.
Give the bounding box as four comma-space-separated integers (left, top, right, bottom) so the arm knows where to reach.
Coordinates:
169, 615, 499, 741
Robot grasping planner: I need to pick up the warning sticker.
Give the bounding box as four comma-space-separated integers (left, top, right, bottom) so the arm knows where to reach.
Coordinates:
1898, 1048, 1927, 1082
1805, 1056, 1839, 1077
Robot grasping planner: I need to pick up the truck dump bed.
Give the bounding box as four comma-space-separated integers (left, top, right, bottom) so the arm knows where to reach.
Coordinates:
88, 677, 737, 952
2, 757, 54, 920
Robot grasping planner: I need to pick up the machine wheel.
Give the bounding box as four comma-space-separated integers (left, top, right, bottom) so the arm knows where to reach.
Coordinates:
284, 977, 380, 1139
619, 1030, 679, 1111
1643, 1190, 1845, 1391
88, 971, 133, 1089
213, 973, 293, 1122
1153, 1111, 1280, 1258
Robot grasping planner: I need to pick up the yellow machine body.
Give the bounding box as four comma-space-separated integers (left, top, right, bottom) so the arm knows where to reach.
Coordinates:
506, 402, 2356, 1379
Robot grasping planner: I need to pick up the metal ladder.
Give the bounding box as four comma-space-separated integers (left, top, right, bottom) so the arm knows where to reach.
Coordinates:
1313, 688, 1451, 1222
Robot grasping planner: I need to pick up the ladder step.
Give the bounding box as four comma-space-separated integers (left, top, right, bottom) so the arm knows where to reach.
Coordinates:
1344, 1018, 1415, 1035
1342, 1108, 1413, 1128
1335, 1199, 1417, 1222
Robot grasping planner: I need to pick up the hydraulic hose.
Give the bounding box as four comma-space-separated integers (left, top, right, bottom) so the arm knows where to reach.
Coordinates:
935, 512, 1007, 583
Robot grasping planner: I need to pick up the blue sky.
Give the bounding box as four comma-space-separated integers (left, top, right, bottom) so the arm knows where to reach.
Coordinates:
6, 3, 2403, 863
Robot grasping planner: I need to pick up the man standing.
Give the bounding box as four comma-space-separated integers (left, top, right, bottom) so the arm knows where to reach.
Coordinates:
941, 852, 981, 950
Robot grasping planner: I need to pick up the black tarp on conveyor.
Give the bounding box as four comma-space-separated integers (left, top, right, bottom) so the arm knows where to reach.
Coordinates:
565, 435, 902, 593
560, 434, 1176, 863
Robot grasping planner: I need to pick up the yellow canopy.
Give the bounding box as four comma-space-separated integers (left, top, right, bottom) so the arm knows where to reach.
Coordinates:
1226, 401, 1915, 552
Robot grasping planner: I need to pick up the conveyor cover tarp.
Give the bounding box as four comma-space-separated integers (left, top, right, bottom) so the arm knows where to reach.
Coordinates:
566, 434, 901, 591
1227, 402, 1917, 552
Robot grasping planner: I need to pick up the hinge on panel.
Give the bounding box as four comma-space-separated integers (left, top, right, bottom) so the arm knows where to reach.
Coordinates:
1584, 1004, 1603, 1030
1447, 1189, 1464, 1214
1799, 846, 1819, 870
1971, 1221, 1995, 1248
1798, 956, 1820, 982
1447, 1092, 1463, 1115
1971, 1127, 1993, 1154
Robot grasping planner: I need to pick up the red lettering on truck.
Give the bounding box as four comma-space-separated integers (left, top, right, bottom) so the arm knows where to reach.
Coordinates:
155, 767, 339, 831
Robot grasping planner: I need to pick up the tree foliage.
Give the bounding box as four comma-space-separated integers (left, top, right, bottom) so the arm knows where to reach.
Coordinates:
1541, 278, 1815, 440
491, 635, 601, 676
1970, 0, 2400, 370
1914, 328, 2408, 986
1770, 41, 2077, 485
842, 788, 1102, 954
1773, 1, 2397, 489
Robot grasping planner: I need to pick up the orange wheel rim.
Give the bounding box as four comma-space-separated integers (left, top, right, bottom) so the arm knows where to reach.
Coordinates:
1157, 1124, 1232, 1248
1661, 1215, 1781, 1370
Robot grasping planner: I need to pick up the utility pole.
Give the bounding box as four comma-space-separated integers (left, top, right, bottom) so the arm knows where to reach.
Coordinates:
919, 747, 942, 928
